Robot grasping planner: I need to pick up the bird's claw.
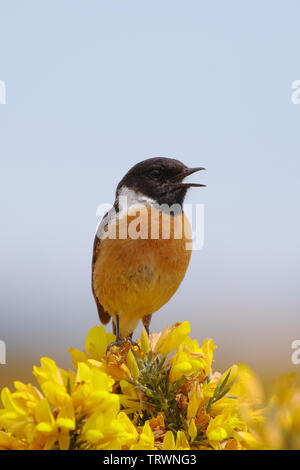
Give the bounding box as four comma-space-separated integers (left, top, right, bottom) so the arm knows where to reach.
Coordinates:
106, 337, 140, 353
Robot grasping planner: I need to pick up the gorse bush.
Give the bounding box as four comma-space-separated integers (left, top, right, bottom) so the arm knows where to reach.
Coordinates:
0, 322, 299, 450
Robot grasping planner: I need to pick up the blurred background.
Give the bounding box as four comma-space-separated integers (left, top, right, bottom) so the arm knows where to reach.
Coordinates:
0, 1, 299, 388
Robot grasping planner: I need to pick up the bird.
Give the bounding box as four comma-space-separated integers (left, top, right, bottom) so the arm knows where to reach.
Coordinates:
91, 157, 205, 344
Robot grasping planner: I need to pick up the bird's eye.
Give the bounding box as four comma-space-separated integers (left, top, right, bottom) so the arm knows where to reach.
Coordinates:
149, 169, 161, 178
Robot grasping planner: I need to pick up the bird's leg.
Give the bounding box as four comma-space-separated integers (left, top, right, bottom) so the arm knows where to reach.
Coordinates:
142, 314, 152, 336
125, 332, 140, 349
112, 314, 121, 341
107, 315, 139, 351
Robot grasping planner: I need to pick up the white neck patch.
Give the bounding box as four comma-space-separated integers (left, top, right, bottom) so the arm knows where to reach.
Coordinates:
117, 186, 156, 211
96, 186, 156, 240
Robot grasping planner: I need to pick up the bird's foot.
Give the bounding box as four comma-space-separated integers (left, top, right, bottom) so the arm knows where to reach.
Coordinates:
126, 337, 140, 349
106, 337, 140, 353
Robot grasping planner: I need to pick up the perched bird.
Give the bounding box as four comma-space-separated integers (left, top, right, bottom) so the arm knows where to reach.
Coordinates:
92, 157, 205, 343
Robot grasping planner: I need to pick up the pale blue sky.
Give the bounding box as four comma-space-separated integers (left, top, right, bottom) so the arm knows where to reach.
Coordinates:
0, 1, 300, 384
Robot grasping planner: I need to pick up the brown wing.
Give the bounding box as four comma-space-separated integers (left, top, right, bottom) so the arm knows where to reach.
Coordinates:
91, 235, 111, 325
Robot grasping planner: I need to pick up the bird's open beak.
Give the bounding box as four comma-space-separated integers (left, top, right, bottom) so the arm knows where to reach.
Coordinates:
170, 167, 206, 188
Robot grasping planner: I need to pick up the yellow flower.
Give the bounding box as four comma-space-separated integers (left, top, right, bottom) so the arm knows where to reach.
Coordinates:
75, 364, 136, 450
117, 411, 139, 447
200, 338, 216, 376
140, 327, 150, 354
32, 358, 75, 424
187, 384, 202, 420
169, 349, 193, 382
162, 430, 175, 449
162, 430, 190, 450
169, 338, 216, 383
82, 410, 138, 450
0, 431, 28, 450
32, 398, 75, 450
130, 421, 155, 450
210, 396, 238, 416
84, 326, 116, 361
206, 414, 246, 443
33, 357, 69, 388
69, 326, 116, 367
154, 322, 190, 356
32, 357, 74, 409
69, 348, 90, 367
2, 322, 299, 451
126, 350, 139, 380
188, 418, 197, 441
242, 373, 300, 450
0, 384, 42, 441
72, 362, 116, 415
231, 364, 264, 407
119, 380, 140, 411
0, 378, 75, 450
234, 430, 263, 450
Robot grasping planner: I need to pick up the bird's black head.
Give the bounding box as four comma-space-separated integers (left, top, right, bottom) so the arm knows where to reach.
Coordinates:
116, 157, 205, 208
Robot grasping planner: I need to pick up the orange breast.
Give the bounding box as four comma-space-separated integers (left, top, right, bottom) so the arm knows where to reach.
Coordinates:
92, 207, 192, 337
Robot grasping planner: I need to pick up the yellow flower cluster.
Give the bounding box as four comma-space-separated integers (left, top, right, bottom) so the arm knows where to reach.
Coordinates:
0, 322, 299, 450
242, 373, 300, 450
